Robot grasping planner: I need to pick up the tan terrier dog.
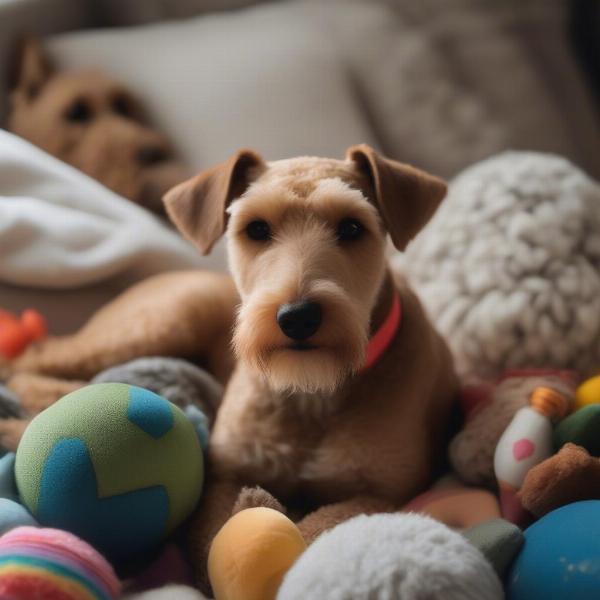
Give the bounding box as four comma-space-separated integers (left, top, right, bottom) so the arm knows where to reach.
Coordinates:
4, 146, 457, 588
168, 147, 459, 587
5, 145, 458, 588
5, 37, 188, 213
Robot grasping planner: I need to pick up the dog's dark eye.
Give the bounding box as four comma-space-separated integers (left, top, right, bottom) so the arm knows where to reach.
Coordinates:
64, 99, 92, 123
337, 218, 364, 242
246, 220, 271, 241
112, 94, 133, 118
27, 84, 40, 100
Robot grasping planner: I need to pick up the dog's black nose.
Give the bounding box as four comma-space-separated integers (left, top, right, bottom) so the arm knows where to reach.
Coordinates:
137, 145, 168, 166
277, 301, 322, 341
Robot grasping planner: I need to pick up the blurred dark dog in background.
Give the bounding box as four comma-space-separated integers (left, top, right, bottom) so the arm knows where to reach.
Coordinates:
5, 37, 188, 213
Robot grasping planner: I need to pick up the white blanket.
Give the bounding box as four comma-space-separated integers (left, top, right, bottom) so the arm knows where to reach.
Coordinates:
0, 131, 224, 333
0, 130, 212, 287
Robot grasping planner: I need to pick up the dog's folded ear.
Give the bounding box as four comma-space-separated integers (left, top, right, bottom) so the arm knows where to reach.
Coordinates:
164, 149, 265, 254
8, 36, 53, 100
347, 144, 447, 251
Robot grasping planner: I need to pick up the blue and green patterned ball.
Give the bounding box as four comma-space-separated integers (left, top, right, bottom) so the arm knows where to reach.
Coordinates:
15, 383, 203, 562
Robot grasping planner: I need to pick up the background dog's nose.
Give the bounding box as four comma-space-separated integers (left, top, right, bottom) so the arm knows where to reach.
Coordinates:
277, 301, 322, 341
137, 145, 168, 166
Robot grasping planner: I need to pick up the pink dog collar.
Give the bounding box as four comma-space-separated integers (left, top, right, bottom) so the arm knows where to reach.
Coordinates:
361, 292, 401, 372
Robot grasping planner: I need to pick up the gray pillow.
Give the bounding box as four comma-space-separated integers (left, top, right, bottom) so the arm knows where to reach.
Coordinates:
47, 0, 377, 169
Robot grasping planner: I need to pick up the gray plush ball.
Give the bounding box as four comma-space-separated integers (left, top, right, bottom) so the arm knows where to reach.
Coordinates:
92, 357, 222, 423
277, 513, 503, 600
0, 385, 24, 419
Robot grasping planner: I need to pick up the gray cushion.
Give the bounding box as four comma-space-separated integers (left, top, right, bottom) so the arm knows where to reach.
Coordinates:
47, 0, 377, 169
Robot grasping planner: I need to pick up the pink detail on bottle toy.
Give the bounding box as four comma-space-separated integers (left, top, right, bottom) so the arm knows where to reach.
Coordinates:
513, 438, 535, 461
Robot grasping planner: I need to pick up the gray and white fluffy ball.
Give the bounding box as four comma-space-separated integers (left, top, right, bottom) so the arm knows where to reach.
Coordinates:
277, 512, 503, 600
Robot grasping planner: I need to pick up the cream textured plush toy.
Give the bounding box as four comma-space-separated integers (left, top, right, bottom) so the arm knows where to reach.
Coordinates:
395, 151, 600, 382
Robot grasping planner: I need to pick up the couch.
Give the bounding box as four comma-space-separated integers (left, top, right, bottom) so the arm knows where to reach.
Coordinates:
1, 0, 600, 334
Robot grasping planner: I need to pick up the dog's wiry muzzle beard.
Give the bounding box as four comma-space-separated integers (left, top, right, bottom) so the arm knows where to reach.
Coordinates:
232, 286, 368, 395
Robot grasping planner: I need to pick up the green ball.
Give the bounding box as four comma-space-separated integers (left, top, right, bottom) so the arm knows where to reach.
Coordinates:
554, 404, 600, 456
15, 383, 203, 561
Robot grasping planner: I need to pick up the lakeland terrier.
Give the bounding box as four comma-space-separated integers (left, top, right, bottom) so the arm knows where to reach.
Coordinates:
7, 145, 458, 587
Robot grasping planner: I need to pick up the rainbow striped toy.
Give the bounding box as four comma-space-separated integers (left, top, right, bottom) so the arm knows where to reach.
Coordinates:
0, 526, 120, 600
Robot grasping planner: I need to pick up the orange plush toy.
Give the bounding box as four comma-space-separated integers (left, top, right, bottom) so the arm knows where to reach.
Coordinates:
0, 309, 47, 360
208, 508, 306, 600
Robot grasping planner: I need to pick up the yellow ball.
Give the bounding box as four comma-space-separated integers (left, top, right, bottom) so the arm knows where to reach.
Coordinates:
576, 375, 600, 410
208, 508, 306, 600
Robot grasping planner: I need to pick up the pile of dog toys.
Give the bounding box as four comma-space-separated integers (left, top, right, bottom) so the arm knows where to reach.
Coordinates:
0, 367, 600, 599
449, 370, 600, 599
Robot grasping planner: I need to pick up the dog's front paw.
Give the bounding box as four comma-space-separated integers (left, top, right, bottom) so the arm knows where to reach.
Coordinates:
0, 357, 13, 382
7, 373, 84, 415
232, 486, 286, 516
10, 343, 46, 374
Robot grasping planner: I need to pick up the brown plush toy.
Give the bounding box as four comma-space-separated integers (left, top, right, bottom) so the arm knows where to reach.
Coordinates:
5, 36, 189, 213
519, 443, 600, 518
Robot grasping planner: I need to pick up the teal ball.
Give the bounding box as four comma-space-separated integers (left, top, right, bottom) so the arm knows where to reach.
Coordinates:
15, 383, 203, 562
507, 500, 600, 599
0, 498, 38, 535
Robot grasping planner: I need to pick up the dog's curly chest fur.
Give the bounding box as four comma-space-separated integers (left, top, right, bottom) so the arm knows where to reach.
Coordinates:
208, 357, 445, 505
209, 375, 337, 493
